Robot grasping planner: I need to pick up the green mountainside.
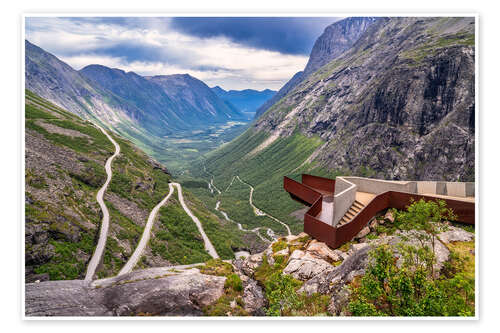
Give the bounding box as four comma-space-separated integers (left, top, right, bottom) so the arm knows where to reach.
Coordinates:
25, 41, 249, 172
25, 90, 252, 282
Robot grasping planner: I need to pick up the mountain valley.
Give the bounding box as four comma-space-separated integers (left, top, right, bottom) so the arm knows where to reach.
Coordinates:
24, 15, 476, 317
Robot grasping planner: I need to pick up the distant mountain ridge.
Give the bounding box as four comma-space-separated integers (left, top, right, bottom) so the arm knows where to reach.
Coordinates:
255, 17, 377, 118
25, 40, 247, 154
211, 86, 276, 118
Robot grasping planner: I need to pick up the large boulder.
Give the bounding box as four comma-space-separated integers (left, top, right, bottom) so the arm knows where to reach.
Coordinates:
283, 252, 333, 281
438, 226, 474, 244
299, 245, 372, 296
306, 241, 341, 263
25, 267, 226, 316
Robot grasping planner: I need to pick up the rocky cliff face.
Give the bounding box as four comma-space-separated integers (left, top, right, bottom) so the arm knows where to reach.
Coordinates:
254, 17, 475, 181
255, 17, 377, 118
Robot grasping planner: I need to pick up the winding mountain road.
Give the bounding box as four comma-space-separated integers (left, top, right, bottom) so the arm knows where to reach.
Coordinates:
85, 125, 121, 282
118, 185, 175, 276
119, 182, 218, 275
215, 200, 274, 243
235, 176, 291, 236
171, 182, 219, 259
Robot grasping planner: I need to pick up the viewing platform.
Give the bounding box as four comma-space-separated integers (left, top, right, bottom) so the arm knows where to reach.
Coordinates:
283, 174, 475, 249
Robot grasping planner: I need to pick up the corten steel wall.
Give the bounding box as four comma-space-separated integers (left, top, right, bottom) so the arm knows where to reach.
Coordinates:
334, 192, 391, 247
284, 176, 337, 245
284, 177, 321, 205
387, 192, 475, 224
284, 176, 476, 249
302, 174, 335, 194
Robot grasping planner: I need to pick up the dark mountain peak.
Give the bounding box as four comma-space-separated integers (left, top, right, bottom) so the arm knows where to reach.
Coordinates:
255, 17, 376, 119
303, 17, 378, 77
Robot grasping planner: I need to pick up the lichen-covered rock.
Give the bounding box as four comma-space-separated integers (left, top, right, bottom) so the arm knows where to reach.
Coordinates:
299, 245, 372, 296
25, 267, 226, 316
327, 286, 352, 316
234, 252, 265, 277
438, 226, 474, 243
306, 241, 340, 263
240, 275, 266, 316
355, 226, 370, 240
384, 211, 394, 223
283, 253, 333, 281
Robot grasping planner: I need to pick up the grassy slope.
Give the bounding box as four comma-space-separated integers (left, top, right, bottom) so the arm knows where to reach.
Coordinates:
26, 90, 114, 280
25, 90, 247, 279
187, 128, 326, 236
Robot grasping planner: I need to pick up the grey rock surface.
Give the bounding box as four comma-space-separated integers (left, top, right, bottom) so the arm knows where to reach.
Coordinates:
254, 17, 475, 181
25, 267, 226, 317
438, 226, 474, 243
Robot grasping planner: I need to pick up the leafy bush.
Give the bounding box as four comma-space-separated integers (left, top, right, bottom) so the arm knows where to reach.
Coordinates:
348, 244, 474, 316
265, 272, 304, 316
348, 200, 474, 317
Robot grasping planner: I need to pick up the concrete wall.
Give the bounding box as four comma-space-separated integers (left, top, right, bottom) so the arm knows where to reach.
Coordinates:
343, 177, 417, 194
466, 182, 475, 197
446, 182, 467, 197
332, 177, 357, 226
417, 181, 437, 195
343, 177, 474, 198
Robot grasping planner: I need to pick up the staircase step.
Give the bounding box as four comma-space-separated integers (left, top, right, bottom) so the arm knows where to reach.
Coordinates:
351, 206, 361, 213
353, 202, 364, 209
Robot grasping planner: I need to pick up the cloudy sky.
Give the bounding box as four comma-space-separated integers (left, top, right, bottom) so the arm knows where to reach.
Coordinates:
25, 16, 340, 90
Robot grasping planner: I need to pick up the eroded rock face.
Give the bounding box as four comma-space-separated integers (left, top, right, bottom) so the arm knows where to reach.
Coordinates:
234, 252, 265, 277
238, 274, 266, 316
25, 268, 226, 317
254, 17, 475, 181
299, 245, 372, 296
306, 241, 341, 263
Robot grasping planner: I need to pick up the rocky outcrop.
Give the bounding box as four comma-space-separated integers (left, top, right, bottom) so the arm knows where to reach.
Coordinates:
438, 225, 475, 243
25, 266, 226, 316
25, 222, 474, 317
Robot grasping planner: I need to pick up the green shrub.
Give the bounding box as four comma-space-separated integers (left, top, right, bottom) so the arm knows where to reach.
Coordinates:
225, 273, 243, 292
348, 243, 474, 316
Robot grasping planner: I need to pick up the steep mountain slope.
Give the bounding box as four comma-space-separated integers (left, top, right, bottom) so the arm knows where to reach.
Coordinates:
80, 66, 245, 129
255, 17, 377, 118
25, 90, 254, 282
211, 86, 276, 117
79, 65, 185, 135
25, 40, 142, 129
191, 17, 475, 237
26, 41, 249, 170
147, 74, 245, 124
254, 17, 475, 181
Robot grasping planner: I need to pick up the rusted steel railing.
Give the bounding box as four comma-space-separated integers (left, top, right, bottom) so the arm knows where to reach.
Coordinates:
302, 174, 335, 194
284, 176, 476, 249
284, 176, 322, 205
